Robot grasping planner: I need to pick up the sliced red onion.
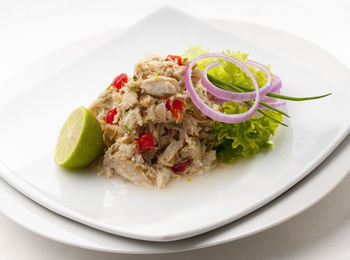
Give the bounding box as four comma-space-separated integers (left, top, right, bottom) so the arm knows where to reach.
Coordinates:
209, 95, 228, 103
261, 95, 278, 103
258, 99, 286, 109
184, 53, 261, 123
269, 75, 282, 93
201, 59, 272, 101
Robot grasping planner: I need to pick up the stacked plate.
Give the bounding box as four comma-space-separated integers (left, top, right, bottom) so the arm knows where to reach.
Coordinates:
0, 7, 349, 254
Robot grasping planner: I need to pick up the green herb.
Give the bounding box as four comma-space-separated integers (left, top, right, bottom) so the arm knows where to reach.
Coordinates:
209, 74, 331, 101
149, 97, 154, 103
170, 122, 178, 128
132, 75, 137, 81
245, 101, 288, 127
259, 101, 289, 118
266, 92, 332, 101
125, 111, 129, 117
183, 58, 188, 62
185, 103, 191, 111
130, 86, 140, 92
208, 74, 288, 126
144, 118, 151, 122
124, 125, 132, 133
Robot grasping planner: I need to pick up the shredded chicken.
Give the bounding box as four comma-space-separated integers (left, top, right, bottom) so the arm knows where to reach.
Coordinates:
89, 54, 218, 188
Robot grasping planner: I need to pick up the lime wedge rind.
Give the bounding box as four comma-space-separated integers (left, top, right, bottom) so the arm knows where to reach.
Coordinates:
55, 106, 104, 169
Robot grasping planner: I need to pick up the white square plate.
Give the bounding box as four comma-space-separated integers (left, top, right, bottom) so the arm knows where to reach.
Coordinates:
0, 7, 349, 242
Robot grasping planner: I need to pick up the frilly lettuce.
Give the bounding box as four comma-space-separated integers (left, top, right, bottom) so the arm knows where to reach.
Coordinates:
211, 102, 281, 163
183, 46, 280, 163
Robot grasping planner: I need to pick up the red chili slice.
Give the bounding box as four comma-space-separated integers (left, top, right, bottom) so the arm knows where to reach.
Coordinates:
110, 73, 128, 89
165, 99, 185, 121
172, 99, 186, 121
171, 158, 192, 174
134, 133, 155, 153
106, 108, 117, 124
165, 55, 183, 66
165, 99, 172, 111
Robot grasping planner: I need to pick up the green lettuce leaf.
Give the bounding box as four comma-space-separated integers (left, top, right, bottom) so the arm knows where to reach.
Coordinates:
210, 102, 282, 163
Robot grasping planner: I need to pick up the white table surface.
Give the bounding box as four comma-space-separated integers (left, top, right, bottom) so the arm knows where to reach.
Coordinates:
0, 0, 349, 259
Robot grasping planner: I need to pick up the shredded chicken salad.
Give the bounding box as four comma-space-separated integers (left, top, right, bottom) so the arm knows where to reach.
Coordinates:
89, 54, 218, 188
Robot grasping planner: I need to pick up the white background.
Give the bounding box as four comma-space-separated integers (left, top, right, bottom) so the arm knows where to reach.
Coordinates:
0, 0, 349, 259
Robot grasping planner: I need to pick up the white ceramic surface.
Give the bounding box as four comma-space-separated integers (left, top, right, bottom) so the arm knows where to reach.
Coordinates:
0, 7, 349, 242
0, 15, 349, 254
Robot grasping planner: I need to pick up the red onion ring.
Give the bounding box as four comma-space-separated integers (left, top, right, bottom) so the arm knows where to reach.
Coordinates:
269, 75, 282, 93
184, 53, 261, 123
258, 99, 286, 109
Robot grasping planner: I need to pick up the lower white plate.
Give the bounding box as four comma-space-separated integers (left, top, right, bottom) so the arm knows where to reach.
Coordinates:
0, 16, 349, 253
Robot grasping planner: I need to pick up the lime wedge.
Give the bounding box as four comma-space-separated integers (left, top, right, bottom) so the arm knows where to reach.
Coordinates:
55, 106, 104, 168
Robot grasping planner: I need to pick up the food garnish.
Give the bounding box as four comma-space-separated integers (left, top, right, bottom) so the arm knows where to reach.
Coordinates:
55, 107, 104, 168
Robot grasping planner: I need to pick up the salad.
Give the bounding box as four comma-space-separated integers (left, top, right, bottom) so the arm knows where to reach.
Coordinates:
55, 46, 330, 188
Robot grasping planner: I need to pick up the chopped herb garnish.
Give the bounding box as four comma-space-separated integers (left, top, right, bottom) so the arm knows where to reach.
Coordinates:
170, 122, 178, 128
144, 118, 151, 122
183, 58, 188, 62
132, 75, 137, 81
130, 86, 140, 92
208, 74, 331, 102
124, 125, 132, 133
185, 103, 191, 111
125, 111, 129, 117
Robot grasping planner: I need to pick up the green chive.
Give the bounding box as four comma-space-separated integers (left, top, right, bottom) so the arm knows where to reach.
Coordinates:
208, 74, 331, 101
245, 101, 288, 127
208, 74, 290, 123
170, 122, 178, 128
185, 103, 191, 111
130, 86, 140, 92
266, 92, 332, 101
259, 101, 290, 118
133, 75, 137, 81
124, 125, 132, 133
